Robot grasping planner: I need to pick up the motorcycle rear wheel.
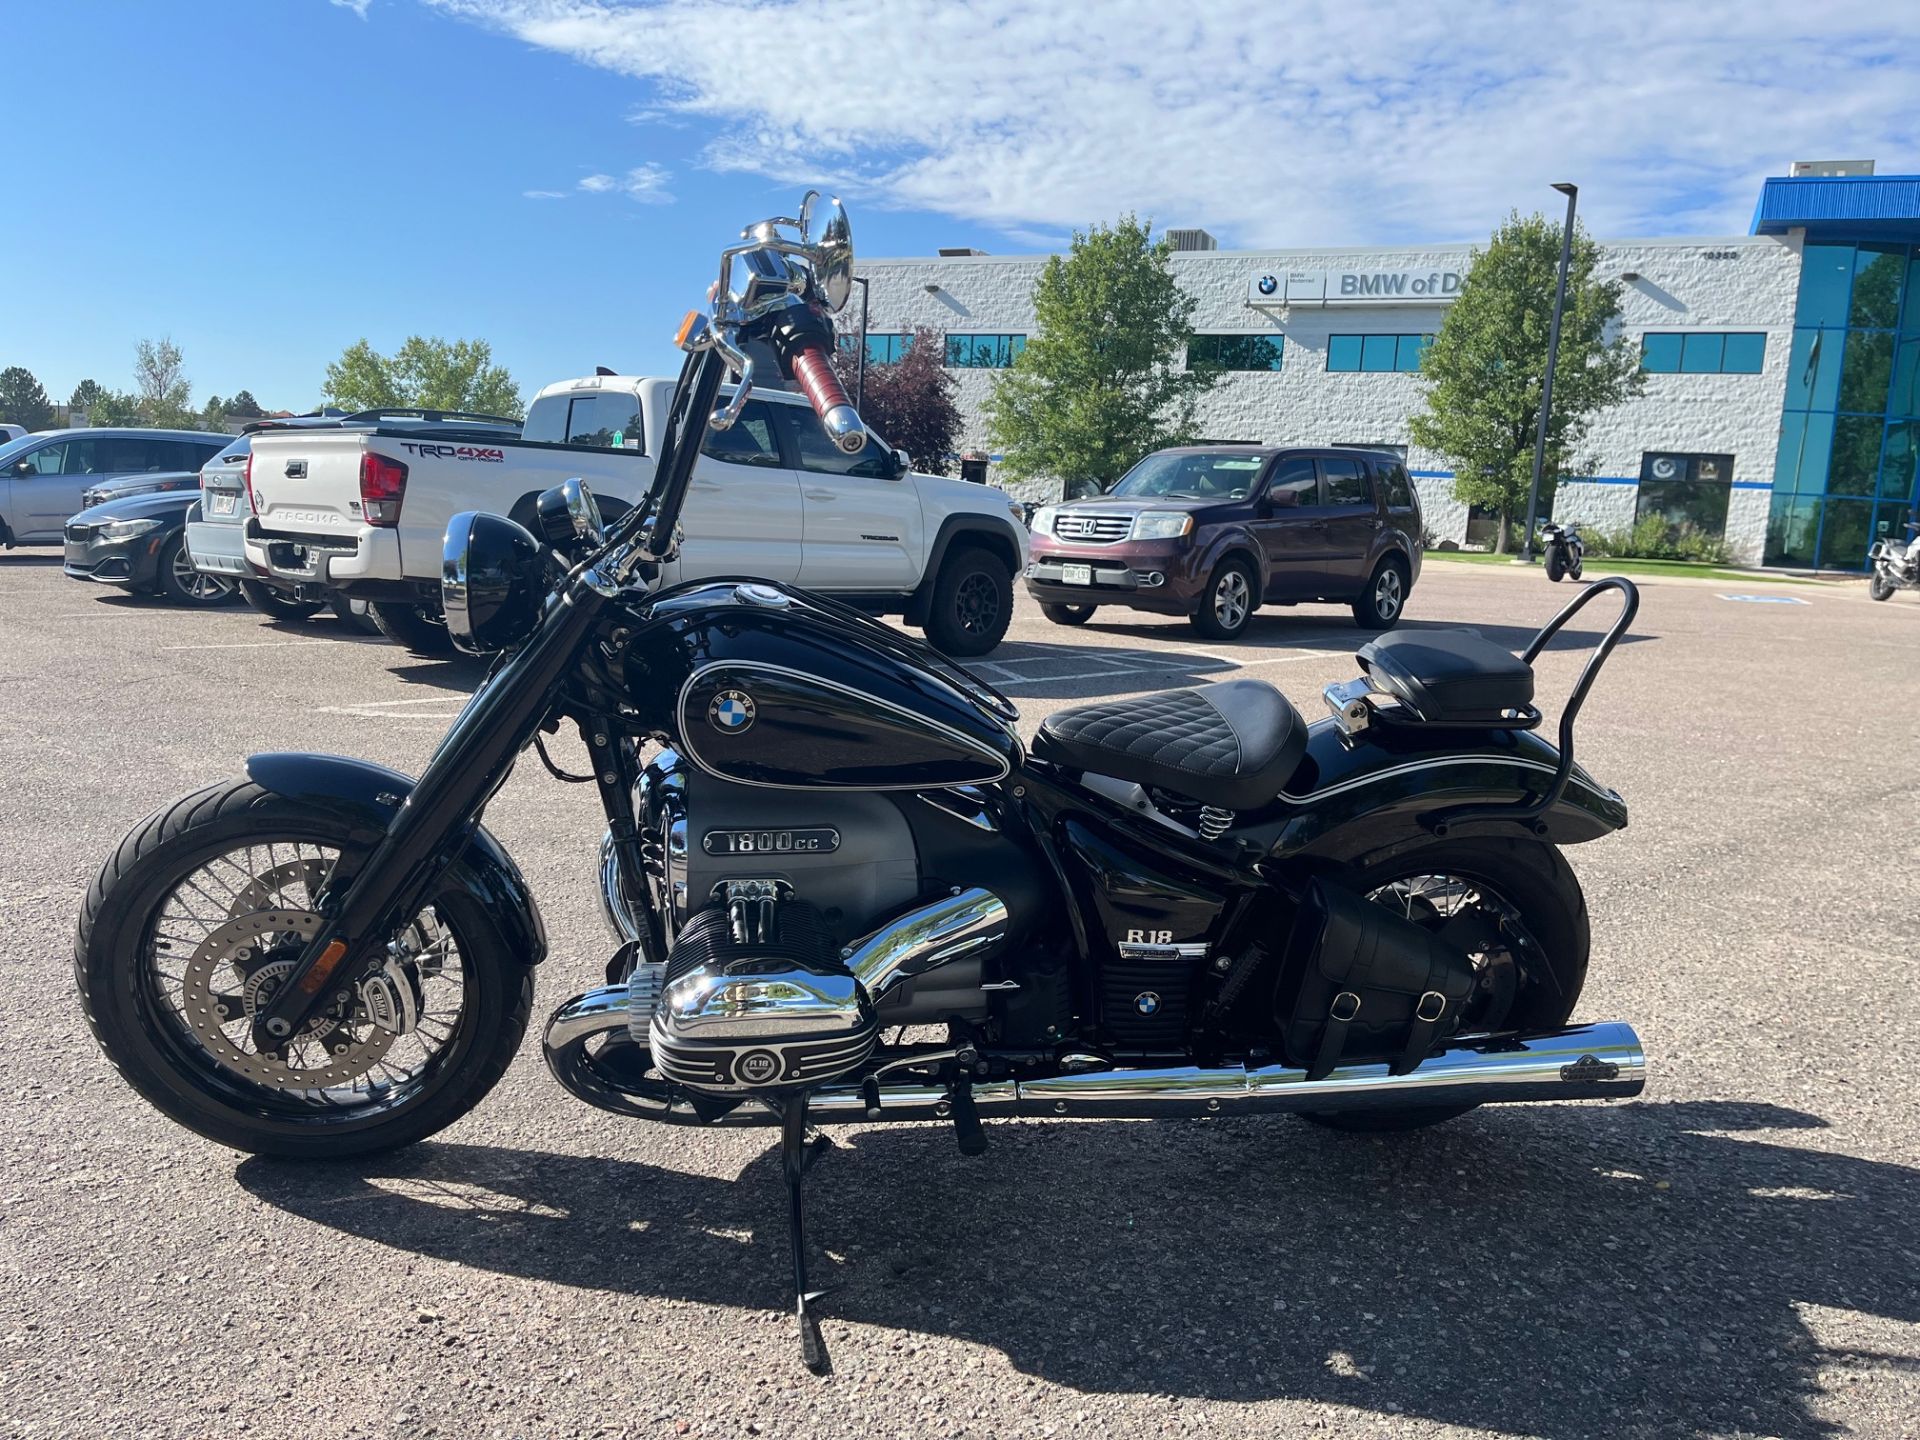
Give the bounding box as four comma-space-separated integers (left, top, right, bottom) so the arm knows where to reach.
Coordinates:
1299, 836, 1588, 1133
75, 779, 533, 1158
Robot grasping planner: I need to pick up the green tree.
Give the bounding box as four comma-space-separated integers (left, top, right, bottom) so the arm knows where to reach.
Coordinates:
0, 367, 55, 430
829, 327, 960, 474
132, 337, 197, 429
202, 395, 229, 432
225, 389, 264, 418
984, 216, 1218, 491
1409, 211, 1642, 553
324, 336, 523, 418
88, 389, 144, 426
69, 378, 107, 411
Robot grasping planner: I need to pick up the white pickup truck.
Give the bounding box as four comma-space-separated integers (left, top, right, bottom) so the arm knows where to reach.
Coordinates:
241, 373, 1029, 655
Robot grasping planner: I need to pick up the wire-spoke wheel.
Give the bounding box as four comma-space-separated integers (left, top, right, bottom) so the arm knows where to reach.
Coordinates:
1298, 837, 1588, 1133
157, 535, 236, 607
76, 780, 533, 1157
1191, 558, 1257, 640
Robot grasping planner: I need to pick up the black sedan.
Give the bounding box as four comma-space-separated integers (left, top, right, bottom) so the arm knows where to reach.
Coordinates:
63, 489, 237, 606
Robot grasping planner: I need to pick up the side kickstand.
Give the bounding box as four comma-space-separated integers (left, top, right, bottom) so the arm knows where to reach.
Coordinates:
780, 1095, 833, 1374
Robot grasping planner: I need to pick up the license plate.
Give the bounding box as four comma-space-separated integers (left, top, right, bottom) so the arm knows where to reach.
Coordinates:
209, 492, 238, 515
1061, 564, 1093, 586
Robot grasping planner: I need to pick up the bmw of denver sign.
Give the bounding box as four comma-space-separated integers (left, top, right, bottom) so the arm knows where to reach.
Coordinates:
1250, 269, 1466, 306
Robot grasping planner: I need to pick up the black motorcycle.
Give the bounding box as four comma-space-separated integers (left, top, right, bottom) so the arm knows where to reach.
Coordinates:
77, 193, 1646, 1374
1540, 519, 1586, 582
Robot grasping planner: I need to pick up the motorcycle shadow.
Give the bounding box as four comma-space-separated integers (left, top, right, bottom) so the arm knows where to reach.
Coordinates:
236, 1098, 1918, 1437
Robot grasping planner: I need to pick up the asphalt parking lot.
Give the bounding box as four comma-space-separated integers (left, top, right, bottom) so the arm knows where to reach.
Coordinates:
3, 553, 1918, 1440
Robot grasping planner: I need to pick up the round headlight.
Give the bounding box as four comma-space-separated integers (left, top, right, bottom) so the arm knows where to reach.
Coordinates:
443, 511, 544, 654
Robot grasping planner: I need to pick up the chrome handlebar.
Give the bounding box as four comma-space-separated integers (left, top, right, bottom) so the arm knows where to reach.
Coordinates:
682, 190, 861, 445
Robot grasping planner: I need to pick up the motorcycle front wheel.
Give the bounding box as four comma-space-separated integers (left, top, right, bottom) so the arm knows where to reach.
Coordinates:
75, 779, 534, 1158
1869, 571, 1895, 601
1299, 836, 1588, 1133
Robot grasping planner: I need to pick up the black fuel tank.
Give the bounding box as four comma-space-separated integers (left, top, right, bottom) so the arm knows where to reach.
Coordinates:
617, 581, 1020, 791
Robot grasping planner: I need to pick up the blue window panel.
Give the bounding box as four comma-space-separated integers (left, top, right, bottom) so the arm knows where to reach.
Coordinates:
1892, 338, 1920, 419
1360, 334, 1397, 372
1880, 420, 1917, 501
1327, 335, 1362, 372
1784, 327, 1844, 411
944, 333, 1026, 368
1721, 333, 1766, 374
866, 334, 909, 365
1680, 332, 1724, 373
1395, 335, 1431, 372
1903, 249, 1920, 336
1190, 334, 1284, 371
1773, 413, 1806, 493
1850, 244, 1906, 330
1795, 244, 1855, 328
1641, 334, 1683, 372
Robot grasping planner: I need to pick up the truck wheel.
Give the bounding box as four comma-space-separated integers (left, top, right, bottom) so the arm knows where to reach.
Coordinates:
370, 600, 454, 656
239, 580, 322, 622
156, 536, 237, 607
1190, 558, 1257, 641
923, 546, 1013, 657
1352, 558, 1408, 629
1040, 602, 1097, 626
330, 594, 382, 635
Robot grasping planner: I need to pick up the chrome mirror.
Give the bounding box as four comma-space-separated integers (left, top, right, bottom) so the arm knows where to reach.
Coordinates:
811, 198, 854, 313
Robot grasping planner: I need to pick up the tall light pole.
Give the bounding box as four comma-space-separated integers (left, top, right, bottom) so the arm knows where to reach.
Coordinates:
850, 275, 871, 411
1521, 181, 1578, 563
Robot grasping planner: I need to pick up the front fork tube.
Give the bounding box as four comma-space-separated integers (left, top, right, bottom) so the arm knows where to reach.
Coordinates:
255, 586, 607, 1043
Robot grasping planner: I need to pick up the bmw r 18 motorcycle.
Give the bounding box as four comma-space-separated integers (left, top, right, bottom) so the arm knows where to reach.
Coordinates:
78, 193, 1646, 1374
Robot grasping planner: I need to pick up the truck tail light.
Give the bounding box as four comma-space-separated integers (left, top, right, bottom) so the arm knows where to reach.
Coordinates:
360, 453, 408, 526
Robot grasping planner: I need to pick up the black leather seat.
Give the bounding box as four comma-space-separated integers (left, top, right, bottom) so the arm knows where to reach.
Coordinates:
1033, 678, 1307, 810
1357, 629, 1534, 719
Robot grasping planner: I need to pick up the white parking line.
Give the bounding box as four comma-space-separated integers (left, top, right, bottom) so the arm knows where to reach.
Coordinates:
162, 639, 340, 651
318, 696, 470, 719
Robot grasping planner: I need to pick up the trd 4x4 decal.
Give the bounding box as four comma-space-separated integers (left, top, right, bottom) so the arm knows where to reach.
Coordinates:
394, 442, 506, 463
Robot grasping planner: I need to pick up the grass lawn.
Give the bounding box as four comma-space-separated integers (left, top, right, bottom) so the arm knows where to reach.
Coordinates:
1424, 551, 1833, 586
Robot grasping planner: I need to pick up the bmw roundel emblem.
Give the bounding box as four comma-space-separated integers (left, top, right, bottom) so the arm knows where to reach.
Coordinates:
708, 689, 756, 734
1134, 991, 1162, 1016
1257, 274, 1278, 296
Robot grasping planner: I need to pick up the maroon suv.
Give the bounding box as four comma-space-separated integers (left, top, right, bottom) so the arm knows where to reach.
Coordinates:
1025, 445, 1424, 640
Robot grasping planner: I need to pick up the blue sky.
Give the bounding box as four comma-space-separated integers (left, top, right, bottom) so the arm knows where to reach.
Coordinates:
4, 0, 1915, 414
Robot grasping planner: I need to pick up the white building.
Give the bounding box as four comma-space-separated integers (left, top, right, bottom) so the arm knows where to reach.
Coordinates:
854, 165, 1920, 571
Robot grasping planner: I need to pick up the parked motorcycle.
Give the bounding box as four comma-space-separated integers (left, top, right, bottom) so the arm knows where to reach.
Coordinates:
76, 192, 1646, 1375
1867, 520, 1920, 601
1540, 519, 1585, 583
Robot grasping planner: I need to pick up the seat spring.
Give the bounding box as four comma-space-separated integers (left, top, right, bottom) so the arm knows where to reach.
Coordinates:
1198, 806, 1234, 840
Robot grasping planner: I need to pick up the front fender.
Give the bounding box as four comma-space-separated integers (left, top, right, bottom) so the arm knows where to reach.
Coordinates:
1241, 721, 1628, 865
245, 752, 547, 966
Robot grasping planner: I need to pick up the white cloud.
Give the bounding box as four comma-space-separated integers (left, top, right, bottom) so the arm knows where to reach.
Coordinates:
577, 164, 675, 203
524, 188, 569, 198
428, 0, 1919, 246
328, 0, 371, 18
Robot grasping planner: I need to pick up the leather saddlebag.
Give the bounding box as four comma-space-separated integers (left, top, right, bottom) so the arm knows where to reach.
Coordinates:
1280, 878, 1477, 1081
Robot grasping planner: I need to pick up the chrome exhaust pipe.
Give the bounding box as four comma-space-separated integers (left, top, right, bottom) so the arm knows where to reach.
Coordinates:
545, 984, 1645, 1126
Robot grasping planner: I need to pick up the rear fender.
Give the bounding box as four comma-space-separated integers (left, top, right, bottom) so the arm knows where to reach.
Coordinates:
244, 752, 547, 966
1241, 721, 1628, 866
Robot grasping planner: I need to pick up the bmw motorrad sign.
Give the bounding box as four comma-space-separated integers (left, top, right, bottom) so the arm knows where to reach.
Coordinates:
708, 689, 756, 732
